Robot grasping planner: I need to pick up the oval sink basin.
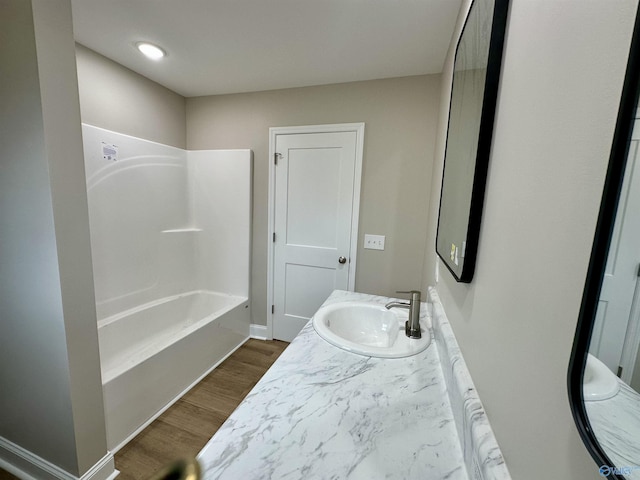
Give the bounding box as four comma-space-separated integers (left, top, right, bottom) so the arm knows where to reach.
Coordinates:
583, 353, 620, 402
312, 302, 431, 358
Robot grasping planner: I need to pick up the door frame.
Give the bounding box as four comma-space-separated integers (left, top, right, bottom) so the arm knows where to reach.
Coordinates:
266, 123, 365, 340
591, 108, 640, 378
617, 108, 640, 383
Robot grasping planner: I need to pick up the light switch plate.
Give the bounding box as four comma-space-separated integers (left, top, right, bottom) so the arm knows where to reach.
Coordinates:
364, 234, 385, 250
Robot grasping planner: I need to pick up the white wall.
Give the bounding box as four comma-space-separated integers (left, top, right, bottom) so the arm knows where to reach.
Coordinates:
82, 125, 252, 320
422, 0, 638, 478
188, 150, 252, 298
0, 0, 109, 477
82, 125, 193, 319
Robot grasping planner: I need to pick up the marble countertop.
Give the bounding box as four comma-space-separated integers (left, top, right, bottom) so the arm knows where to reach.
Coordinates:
198, 290, 468, 479
586, 380, 640, 478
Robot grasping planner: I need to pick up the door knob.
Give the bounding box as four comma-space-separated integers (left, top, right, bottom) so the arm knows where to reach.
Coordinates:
338, 256, 347, 264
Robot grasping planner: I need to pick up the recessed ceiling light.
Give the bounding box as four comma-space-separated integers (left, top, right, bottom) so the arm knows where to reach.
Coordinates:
136, 42, 166, 60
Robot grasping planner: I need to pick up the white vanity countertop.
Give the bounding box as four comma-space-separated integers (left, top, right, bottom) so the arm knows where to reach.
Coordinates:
586, 380, 640, 479
198, 290, 468, 480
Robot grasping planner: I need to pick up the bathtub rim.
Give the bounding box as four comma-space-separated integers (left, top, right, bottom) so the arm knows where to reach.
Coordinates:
97, 289, 246, 329
98, 290, 248, 384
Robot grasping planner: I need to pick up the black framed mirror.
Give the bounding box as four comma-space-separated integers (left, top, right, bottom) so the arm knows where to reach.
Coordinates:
568, 5, 640, 479
435, 0, 509, 283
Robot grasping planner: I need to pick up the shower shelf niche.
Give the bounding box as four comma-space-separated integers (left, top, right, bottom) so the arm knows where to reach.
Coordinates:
161, 228, 203, 233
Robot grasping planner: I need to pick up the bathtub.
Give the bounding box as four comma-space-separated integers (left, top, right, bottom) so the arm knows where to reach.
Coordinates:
99, 290, 250, 451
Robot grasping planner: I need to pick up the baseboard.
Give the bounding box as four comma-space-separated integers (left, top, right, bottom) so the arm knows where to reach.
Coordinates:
250, 323, 268, 340
79, 455, 117, 480
0, 436, 116, 480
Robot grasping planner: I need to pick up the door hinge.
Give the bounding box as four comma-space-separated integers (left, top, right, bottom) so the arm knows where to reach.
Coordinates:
273, 232, 276, 242
637, 263, 640, 277
271, 305, 275, 314
617, 366, 623, 377
274, 152, 282, 165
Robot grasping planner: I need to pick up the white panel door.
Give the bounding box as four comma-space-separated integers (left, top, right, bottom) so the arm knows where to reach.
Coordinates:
591, 111, 640, 375
273, 131, 357, 341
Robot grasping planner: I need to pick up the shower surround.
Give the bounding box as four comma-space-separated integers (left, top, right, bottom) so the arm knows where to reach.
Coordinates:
82, 125, 252, 451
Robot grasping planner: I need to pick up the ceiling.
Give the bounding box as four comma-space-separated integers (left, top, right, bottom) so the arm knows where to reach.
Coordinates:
71, 0, 462, 98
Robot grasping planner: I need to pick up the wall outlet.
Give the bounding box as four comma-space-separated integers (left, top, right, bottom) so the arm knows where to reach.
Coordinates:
364, 234, 385, 250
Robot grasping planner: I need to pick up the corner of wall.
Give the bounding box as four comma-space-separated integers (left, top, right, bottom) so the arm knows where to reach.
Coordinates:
32, 0, 109, 475
75, 43, 187, 149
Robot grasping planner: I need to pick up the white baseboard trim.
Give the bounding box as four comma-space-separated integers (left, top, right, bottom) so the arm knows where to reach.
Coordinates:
0, 436, 116, 480
79, 454, 117, 480
250, 324, 268, 340
111, 336, 250, 454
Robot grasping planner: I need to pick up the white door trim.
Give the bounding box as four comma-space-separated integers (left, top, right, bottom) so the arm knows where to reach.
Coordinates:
266, 123, 364, 340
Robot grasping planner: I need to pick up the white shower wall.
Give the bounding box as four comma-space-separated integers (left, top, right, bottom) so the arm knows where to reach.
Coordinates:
81, 124, 251, 320
82, 125, 252, 449
189, 150, 252, 297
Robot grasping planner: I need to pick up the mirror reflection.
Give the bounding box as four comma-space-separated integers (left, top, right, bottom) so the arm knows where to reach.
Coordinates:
435, 0, 507, 283
436, 0, 491, 278
585, 106, 640, 478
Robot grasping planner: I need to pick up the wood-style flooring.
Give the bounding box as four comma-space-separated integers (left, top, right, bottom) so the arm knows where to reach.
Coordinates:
0, 339, 288, 480
0, 468, 17, 480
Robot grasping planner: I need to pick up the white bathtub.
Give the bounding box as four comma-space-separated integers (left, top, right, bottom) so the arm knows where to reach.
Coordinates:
99, 290, 249, 451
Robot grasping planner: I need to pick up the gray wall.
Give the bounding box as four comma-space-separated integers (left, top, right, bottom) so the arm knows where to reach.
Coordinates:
75, 44, 187, 149
422, 0, 638, 478
0, 0, 107, 476
186, 76, 441, 326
